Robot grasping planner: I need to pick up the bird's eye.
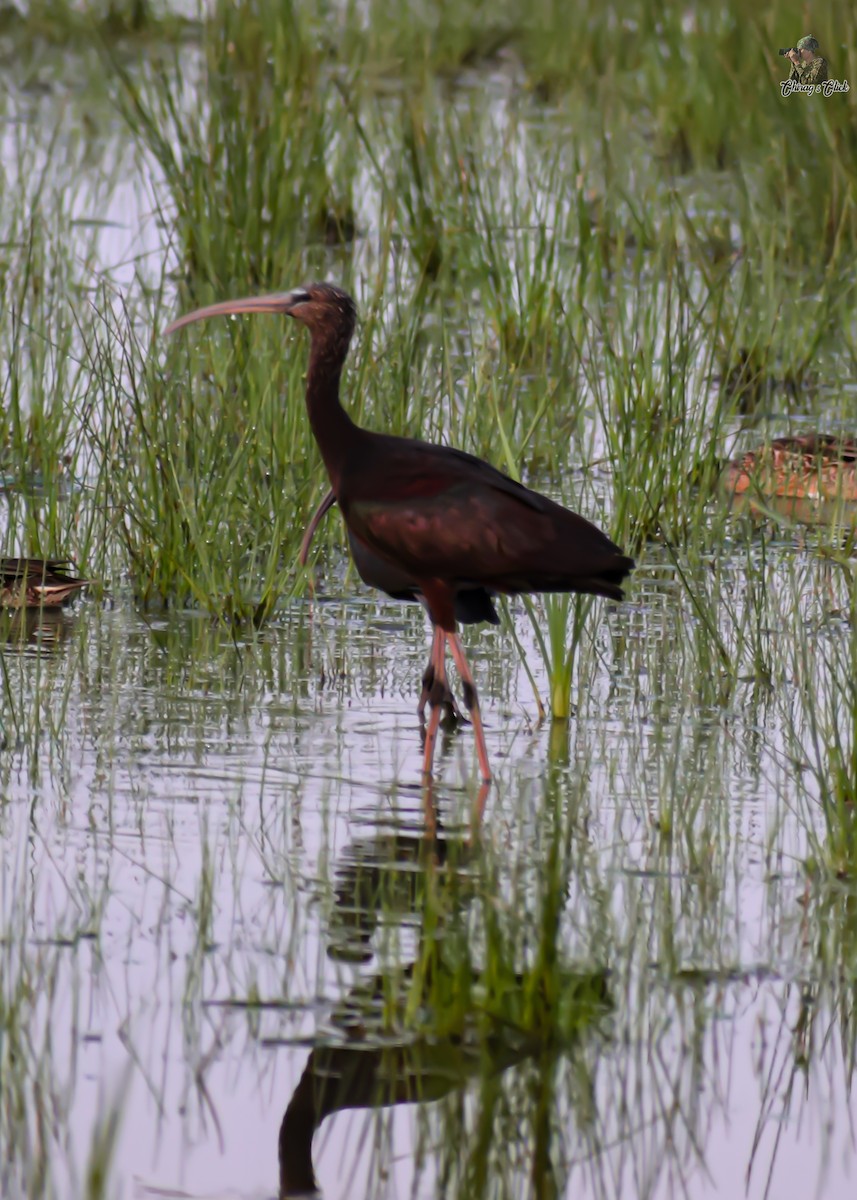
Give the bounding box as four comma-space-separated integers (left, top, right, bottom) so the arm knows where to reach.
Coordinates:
290, 288, 311, 304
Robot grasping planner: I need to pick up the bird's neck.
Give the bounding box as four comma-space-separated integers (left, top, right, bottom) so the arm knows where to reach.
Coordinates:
305, 339, 363, 493
278, 1066, 319, 1197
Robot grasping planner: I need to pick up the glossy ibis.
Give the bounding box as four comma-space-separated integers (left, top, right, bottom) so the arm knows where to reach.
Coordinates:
166, 283, 634, 783
724, 434, 857, 500
0, 558, 90, 608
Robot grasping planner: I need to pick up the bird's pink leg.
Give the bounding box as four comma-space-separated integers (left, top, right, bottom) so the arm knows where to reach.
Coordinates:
470, 781, 491, 833
445, 633, 492, 784
418, 625, 465, 724
421, 629, 446, 777
422, 777, 439, 841
422, 705, 442, 777
418, 626, 443, 722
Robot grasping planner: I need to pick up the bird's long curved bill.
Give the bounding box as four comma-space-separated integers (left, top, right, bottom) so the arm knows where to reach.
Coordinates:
164, 292, 301, 336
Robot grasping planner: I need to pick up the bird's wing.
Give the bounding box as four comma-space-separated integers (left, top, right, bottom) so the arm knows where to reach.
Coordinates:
1, 558, 78, 584
344, 476, 622, 590
344, 438, 548, 513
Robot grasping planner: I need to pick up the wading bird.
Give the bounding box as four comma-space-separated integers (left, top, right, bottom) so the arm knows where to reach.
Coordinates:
0, 558, 90, 608
724, 434, 857, 501
166, 283, 634, 783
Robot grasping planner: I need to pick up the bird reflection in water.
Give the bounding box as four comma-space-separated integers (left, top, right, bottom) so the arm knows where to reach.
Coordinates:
278, 788, 609, 1196
727, 487, 857, 530
277, 968, 609, 1198
325, 787, 480, 965
1, 607, 78, 656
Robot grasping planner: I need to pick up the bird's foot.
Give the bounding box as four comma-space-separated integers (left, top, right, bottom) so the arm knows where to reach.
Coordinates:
430, 676, 468, 727
418, 667, 468, 727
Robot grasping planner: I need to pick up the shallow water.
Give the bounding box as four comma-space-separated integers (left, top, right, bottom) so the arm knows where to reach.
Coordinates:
2, 546, 856, 1199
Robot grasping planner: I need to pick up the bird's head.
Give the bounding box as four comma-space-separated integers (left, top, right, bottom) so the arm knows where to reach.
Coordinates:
164, 281, 357, 352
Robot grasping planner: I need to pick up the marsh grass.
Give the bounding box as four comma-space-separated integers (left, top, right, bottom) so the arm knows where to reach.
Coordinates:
786, 568, 857, 878
112, 2, 357, 297
1, 1, 194, 42
0, 208, 102, 555
84, 296, 316, 619
83, 0, 855, 626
